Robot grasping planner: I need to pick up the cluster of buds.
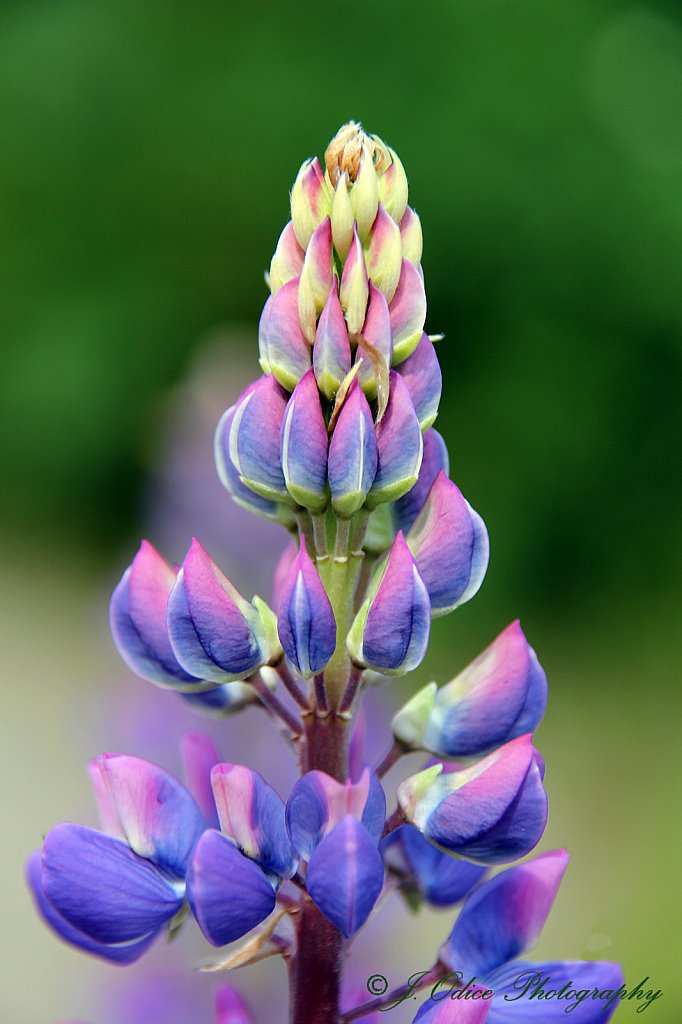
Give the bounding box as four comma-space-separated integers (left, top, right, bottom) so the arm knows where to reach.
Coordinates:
27, 124, 623, 1024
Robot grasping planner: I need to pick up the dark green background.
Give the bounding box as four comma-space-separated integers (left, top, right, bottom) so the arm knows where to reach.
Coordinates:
1, 1, 680, 1020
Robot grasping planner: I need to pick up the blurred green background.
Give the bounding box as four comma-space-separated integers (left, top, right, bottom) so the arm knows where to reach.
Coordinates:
1, 0, 680, 1021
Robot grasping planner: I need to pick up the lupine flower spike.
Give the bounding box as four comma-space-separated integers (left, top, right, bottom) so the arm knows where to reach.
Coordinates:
28, 122, 622, 1024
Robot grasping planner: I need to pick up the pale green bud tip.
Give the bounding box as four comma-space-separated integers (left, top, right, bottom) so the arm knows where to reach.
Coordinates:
391, 681, 438, 749
324, 122, 407, 229
397, 763, 444, 820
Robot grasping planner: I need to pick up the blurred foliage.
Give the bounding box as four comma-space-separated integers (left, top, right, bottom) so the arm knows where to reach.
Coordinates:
0, 0, 680, 619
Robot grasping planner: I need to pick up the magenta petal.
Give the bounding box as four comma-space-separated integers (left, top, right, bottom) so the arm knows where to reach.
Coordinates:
313, 286, 352, 400
211, 763, 297, 878
413, 999, 490, 1024
277, 539, 336, 677
389, 259, 427, 363
215, 986, 258, 1024
266, 278, 312, 392
396, 333, 442, 431
280, 368, 329, 512
95, 753, 206, 875
269, 220, 305, 293
110, 541, 201, 688
186, 830, 276, 947
180, 731, 222, 829
444, 849, 570, 978
270, 539, 298, 610
367, 372, 423, 507
306, 816, 385, 938
258, 295, 273, 370
392, 428, 450, 535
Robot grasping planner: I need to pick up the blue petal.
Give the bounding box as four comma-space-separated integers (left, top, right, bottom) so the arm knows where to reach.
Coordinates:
229, 375, 290, 501
452, 757, 548, 865
25, 851, 161, 965
400, 826, 486, 907
328, 378, 378, 518
397, 333, 442, 431
506, 648, 548, 741
444, 850, 570, 978
41, 824, 184, 945
306, 816, 384, 938
484, 959, 627, 1023
186, 830, 276, 947
392, 428, 449, 535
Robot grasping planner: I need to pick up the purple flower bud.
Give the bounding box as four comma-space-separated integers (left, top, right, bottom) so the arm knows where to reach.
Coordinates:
366, 372, 423, 508
109, 540, 204, 689
265, 278, 313, 391
313, 286, 352, 400
94, 753, 206, 875
356, 282, 393, 402
228, 375, 291, 503
328, 378, 378, 518
167, 539, 280, 683
277, 540, 336, 677
215, 402, 282, 521
422, 622, 548, 758
25, 850, 161, 964
396, 333, 442, 431
186, 830, 277, 947
280, 368, 329, 512
399, 206, 423, 265
348, 532, 431, 675
269, 220, 305, 295
392, 428, 449, 535
305, 816, 385, 938
340, 225, 369, 335
381, 825, 486, 909
443, 849, 570, 979
41, 823, 185, 945
290, 157, 331, 249
286, 767, 386, 861
366, 203, 403, 303
406, 472, 489, 616
478, 960, 625, 1021
258, 295, 273, 373
298, 216, 334, 343
180, 731, 222, 829
398, 734, 548, 865
211, 763, 297, 878
389, 258, 427, 363
216, 986, 258, 1024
